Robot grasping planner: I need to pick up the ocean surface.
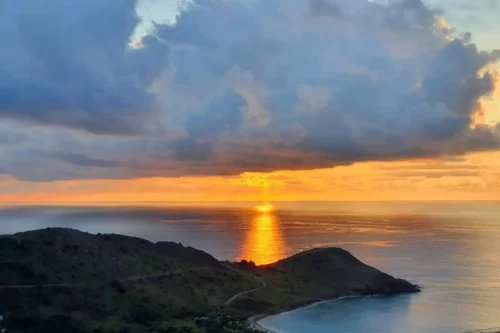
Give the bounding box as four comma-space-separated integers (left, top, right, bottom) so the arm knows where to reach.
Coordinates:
1, 201, 500, 333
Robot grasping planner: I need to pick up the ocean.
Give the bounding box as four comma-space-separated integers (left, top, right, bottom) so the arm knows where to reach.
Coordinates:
1, 201, 499, 333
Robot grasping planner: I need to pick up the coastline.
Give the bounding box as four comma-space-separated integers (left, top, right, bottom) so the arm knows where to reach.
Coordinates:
248, 294, 416, 333
248, 314, 278, 333
248, 296, 359, 333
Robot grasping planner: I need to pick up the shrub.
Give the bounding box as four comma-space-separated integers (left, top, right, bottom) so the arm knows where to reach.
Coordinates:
109, 280, 127, 294
0, 237, 17, 250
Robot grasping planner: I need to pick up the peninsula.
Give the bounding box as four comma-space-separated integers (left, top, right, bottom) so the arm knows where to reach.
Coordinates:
0, 228, 420, 333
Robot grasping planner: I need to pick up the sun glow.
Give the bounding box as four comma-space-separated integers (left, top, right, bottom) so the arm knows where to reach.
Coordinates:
240, 204, 285, 265
255, 203, 275, 213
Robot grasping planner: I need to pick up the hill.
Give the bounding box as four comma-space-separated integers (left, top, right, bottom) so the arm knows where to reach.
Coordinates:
223, 247, 419, 318
0, 228, 419, 333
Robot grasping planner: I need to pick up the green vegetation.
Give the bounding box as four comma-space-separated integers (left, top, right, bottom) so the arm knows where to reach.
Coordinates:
0, 228, 419, 333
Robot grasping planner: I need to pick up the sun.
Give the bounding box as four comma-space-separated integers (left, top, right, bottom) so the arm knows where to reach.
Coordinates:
255, 203, 275, 213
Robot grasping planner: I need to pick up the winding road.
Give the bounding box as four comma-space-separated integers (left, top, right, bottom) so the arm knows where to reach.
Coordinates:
0, 264, 269, 309
223, 276, 267, 306
221, 263, 268, 306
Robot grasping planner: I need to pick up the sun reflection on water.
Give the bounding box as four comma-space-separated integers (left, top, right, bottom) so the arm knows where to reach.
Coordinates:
239, 203, 286, 265
255, 202, 275, 213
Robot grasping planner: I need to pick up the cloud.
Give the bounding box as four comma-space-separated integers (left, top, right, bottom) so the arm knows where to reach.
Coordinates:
309, 0, 342, 18
51, 152, 122, 168
0, 0, 169, 134
390, 170, 478, 179
0, 128, 28, 145
0, 0, 499, 181
152, 0, 500, 169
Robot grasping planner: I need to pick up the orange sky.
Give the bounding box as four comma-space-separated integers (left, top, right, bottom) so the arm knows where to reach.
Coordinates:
1, 149, 499, 203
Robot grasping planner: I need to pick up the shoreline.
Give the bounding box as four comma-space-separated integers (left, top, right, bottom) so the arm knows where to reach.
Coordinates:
248, 314, 278, 333
247, 296, 361, 333
248, 294, 416, 333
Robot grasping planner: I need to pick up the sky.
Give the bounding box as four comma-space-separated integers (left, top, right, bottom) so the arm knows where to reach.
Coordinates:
0, 0, 499, 203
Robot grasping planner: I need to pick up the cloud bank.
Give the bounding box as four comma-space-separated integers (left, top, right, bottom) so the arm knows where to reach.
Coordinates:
0, 0, 499, 181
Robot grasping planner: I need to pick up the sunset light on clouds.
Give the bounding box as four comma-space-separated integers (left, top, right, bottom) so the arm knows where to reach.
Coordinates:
0, 0, 499, 203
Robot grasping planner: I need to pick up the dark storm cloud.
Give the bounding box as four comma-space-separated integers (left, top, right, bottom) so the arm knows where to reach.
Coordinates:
171, 92, 247, 160
423, 40, 493, 118
185, 92, 246, 142
52, 152, 122, 168
0, 0, 169, 134
150, 0, 500, 173
309, 0, 342, 18
0, 0, 499, 181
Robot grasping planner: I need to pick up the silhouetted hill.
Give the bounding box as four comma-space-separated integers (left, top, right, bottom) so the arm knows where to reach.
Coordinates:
272, 247, 418, 295
0, 228, 419, 333
224, 247, 419, 318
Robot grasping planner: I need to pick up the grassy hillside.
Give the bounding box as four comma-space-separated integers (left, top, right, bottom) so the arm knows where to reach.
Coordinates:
0, 228, 419, 333
223, 247, 419, 318
0, 228, 222, 285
